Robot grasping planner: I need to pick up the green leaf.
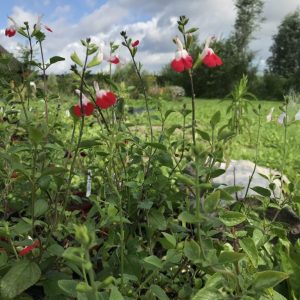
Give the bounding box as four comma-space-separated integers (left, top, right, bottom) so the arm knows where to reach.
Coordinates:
162, 232, 176, 248
49, 56, 65, 65
219, 211, 246, 226
76, 282, 93, 293
191, 288, 222, 300
150, 285, 169, 300
218, 189, 234, 201
0, 252, 7, 268
166, 124, 181, 136
144, 255, 163, 269
185, 27, 199, 34
176, 174, 195, 186
18, 28, 29, 38
240, 237, 258, 268
165, 249, 182, 264
184, 240, 201, 263
41, 167, 66, 176
210, 169, 225, 178
34, 199, 49, 217
79, 139, 102, 148
71, 52, 83, 67
198, 130, 210, 142
58, 280, 78, 297
222, 186, 244, 194
164, 109, 175, 120
0, 259, 41, 299
178, 211, 199, 224
218, 251, 245, 264
210, 111, 221, 128
145, 142, 167, 151
87, 54, 101, 68
149, 209, 166, 230
251, 186, 271, 197
88, 46, 98, 55
77, 292, 89, 300
252, 271, 288, 291
28, 126, 44, 145
204, 191, 220, 213
218, 130, 235, 141
109, 286, 124, 300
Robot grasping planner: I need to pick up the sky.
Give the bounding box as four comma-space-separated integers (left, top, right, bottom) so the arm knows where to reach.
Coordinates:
0, 0, 299, 74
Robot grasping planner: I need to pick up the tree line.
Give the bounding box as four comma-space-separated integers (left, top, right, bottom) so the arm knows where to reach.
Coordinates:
159, 1, 300, 100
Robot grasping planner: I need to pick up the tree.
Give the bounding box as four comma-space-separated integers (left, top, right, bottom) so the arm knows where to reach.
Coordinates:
233, 0, 264, 52
160, 0, 265, 99
267, 9, 300, 90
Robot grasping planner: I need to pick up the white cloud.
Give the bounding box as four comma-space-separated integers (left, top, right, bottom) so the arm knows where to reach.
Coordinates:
53, 5, 71, 16
1, 1, 299, 73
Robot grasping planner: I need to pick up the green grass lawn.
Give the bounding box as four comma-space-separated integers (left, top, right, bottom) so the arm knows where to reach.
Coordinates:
125, 97, 300, 186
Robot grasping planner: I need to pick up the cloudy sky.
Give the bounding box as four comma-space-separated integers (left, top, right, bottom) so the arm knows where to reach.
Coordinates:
0, 0, 299, 73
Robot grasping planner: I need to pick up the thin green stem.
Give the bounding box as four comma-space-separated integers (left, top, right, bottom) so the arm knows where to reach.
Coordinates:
169, 111, 186, 177
86, 250, 100, 300
31, 147, 37, 237
9, 236, 19, 260
272, 100, 289, 222
123, 37, 153, 142
106, 169, 124, 288
16, 87, 29, 122
38, 41, 48, 127
188, 70, 196, 145
62, 45, 89, 215
244, 107, 261, 198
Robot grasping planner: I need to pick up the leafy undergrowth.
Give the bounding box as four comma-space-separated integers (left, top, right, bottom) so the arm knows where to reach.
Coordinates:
0, 15, 300, 300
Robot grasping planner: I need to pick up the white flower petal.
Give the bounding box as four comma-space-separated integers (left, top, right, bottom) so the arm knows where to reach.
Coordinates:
278, 112, 286, 124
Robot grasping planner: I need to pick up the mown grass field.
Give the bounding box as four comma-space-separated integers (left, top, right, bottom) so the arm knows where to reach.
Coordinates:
124, 98, 300, 186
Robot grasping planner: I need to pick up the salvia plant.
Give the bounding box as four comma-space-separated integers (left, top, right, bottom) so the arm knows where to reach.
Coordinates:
0, 14, 299, 300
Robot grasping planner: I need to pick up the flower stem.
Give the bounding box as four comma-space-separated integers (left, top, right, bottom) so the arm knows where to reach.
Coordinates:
62, 45, 89, 215
188, 70, 196, 145
244, 106, 261, 198
122, 36, 153, 142
38, 40, 48, 127
31, 147, 37, 237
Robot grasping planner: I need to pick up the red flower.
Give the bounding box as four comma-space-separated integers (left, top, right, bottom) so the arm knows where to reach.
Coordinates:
94, 81, 117, 109
5, 27, 17, 37
5, 17, 18, 38
34, 15, 53, 33
131, 40, 139, 47
19, 240, 40, 257
171, 37, 193, 72
200, 37, 222, 68
11, 171, 18, 179
44, 25, 53, 32
73, 90, 95, 117
108, 55, 120, 64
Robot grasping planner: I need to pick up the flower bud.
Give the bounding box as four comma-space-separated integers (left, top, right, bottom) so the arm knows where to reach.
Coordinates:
74, 225, 91, 247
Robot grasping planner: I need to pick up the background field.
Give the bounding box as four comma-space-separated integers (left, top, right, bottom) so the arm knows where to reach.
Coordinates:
123, 98, 300, 186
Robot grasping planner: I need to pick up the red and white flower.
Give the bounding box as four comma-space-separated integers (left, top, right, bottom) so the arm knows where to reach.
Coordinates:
19, 240, 40, 257
200, 36, 222, 68
171, 37, 193, 73
73, 89, 95, 117
5, 17, 19, 37
94, 81, 117, 109
107, 54, 120, 64
131, 40, 139, 47
35, 15, 53, 33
